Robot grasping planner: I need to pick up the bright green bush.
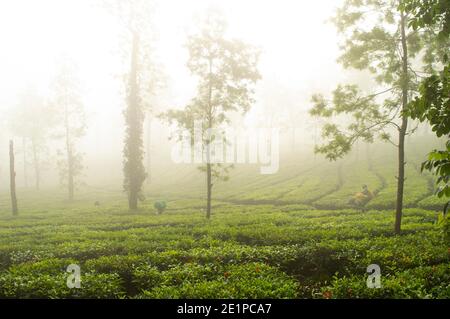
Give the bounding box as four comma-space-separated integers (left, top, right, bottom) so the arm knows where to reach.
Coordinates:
138, 263, 298, 299
323, 263, 450, 299
0, 183, 448, 299
0, 272, 125, 299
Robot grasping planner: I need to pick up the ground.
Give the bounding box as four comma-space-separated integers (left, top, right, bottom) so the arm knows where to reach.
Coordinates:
0, 141, 448, 298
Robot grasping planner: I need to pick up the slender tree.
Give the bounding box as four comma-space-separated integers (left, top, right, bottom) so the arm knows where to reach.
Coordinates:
124, 30, 146, 209
52, 59, 86, 201
106, 0, 161, 209
310, 0, 442, 234
164, 11, 260, 219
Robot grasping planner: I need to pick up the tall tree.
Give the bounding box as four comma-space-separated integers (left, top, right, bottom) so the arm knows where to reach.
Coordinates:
124, 30, 146, 209
52, 59, 86, 201
310, 0, 439, 234
164, 11, 260, 219
107, 0, 160, 209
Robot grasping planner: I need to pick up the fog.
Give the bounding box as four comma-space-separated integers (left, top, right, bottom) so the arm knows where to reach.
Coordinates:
0, 0, 448, 302
0, 0, 436, 190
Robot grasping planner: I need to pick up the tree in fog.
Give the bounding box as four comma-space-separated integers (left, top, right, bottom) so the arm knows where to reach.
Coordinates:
107, 0, 161, 209
402, 0, 450, 215
164, 11, 260, 219
310, 0, 447, 234
52, 60, 86, 201
9, 86, 51, 190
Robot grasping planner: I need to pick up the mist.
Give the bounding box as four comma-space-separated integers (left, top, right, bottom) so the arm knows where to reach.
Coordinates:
0, 0, 351, 188
0, 0, 448, 302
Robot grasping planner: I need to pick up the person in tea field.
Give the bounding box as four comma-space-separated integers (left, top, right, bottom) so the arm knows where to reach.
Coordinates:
349, 185, 375, 210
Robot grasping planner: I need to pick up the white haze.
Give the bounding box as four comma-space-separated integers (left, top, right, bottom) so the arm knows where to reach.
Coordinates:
0, 0, 355, 188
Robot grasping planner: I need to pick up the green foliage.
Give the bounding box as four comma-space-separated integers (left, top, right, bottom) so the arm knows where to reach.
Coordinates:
409, 65, 450, 138
409, 64, 449, 202
310, 0, 429, 161
137, 263, 298, 299
0, 272, 125, 299
314, 160, 381, 209
123, 32, 147, 210
324, 263, 450, 299
154, 201, 167, 214
418, 194, 449, 210
0, 186, 448, 299
422, 142, 450, 199
437, 212, 450, 245
403, 0, 450, 210
132, 265, 163, 291
310, 0, 447, 235
400, 0, 450, 41
366, 162, 430, 209
310, 85, 390, 160
162, 10, 260, 217
0, 147, 446, 299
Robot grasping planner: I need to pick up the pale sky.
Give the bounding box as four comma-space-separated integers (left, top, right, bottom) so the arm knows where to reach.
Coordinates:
0, 0, 345, 111
0, 0, 347, 184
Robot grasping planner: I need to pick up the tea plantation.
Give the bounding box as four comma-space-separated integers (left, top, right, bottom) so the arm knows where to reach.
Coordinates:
0, 143, 448, 299
0, 192, 448, 298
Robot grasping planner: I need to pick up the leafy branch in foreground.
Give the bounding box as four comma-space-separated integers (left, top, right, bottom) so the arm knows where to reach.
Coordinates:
408, 53, 449, 207
310, 85, 399, 161
402, 0, 450, 217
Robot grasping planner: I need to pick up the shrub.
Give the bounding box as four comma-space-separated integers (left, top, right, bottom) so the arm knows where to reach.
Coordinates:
323, 263, 450, 299
132, 265, 163, 292
154, 201, 167, 214
0, 272, 125, 299
138, 263, 298, 299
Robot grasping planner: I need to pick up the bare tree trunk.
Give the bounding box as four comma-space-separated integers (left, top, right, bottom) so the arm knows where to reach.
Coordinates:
9, 140, 18, 216
395, 120, 408, 234
395, 12, 409, 235
22, 137, 28, 188
31, 139, 40, 190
